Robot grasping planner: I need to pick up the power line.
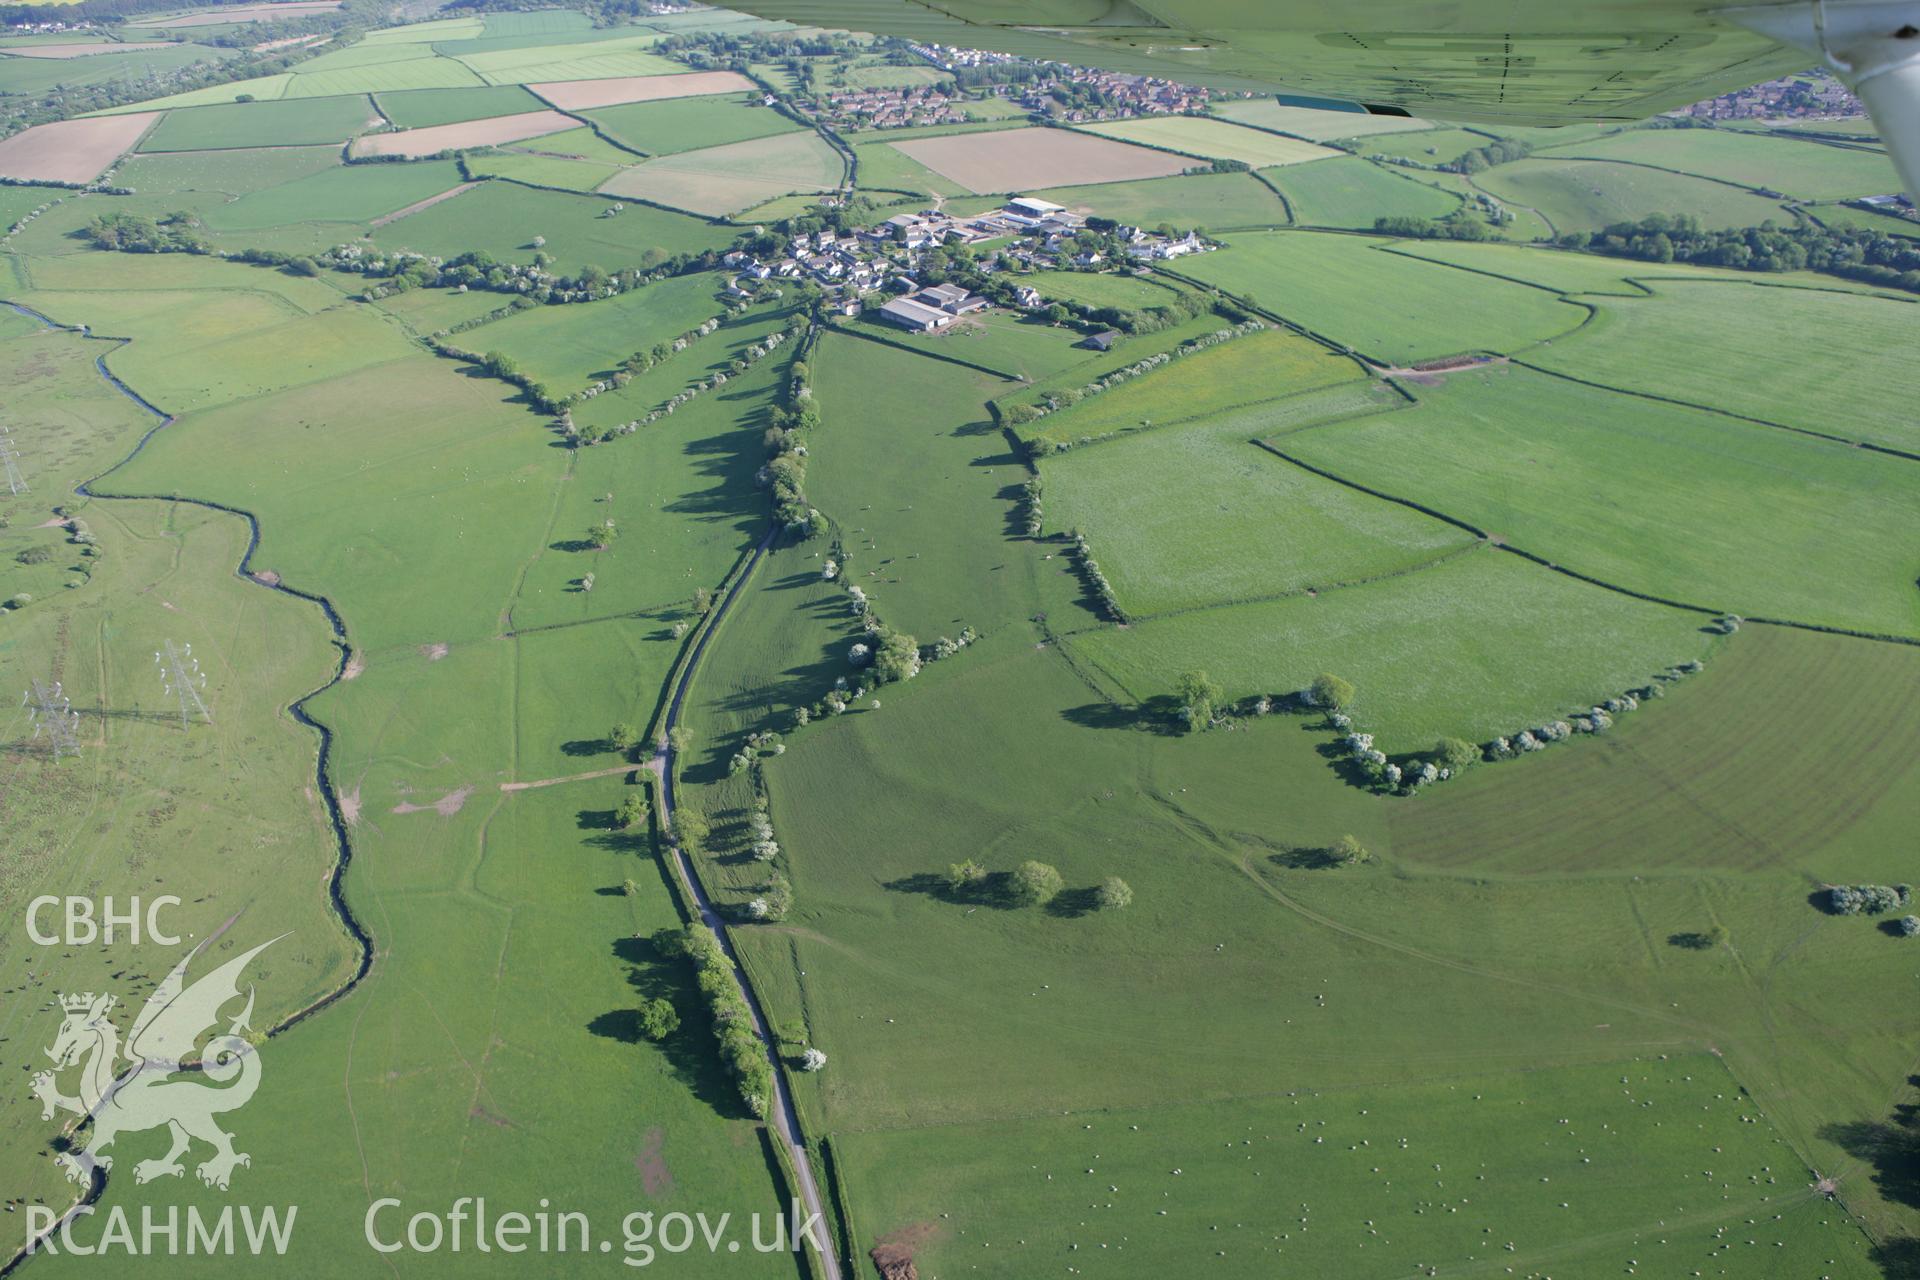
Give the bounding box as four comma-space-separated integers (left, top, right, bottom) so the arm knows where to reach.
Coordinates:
154, 640, 211, 730
0, 428, 24, 496
23, 679, 80, 760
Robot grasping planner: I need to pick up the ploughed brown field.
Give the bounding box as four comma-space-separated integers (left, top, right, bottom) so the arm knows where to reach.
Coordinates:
0, 113, 160, 183
140, 1, 340, 26
352, 109, 577, 158
890, 126, 1192, 193
529, 69, 756, 111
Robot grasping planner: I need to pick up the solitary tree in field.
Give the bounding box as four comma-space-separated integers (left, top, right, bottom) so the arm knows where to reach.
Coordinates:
691, 586, 714, 617
610, 722, 639, 752
1175, 670, 1223, 734
587, 518, 618, 550
638, 997, 679, 1041
615, 794, 649, 830
1330, 834, 1368, 867
1310, 672, 1355, 714
1097, 877, 1133, 911
1010, 860, 1064, 907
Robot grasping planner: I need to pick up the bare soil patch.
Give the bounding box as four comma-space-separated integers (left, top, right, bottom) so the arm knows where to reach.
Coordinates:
419, 642, 449, 660
391, 784, 474, 817
870, 1221, 940, 1280
891, 127, 1189, 193
353, 111, 575, 158
529, 70, 753, 111
0, 113, 159, 184
4, 42, 173, 59
634, 1127, 674, 1197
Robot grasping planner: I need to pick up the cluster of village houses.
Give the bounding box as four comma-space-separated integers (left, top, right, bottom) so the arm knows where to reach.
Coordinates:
723, 195, 1212, 332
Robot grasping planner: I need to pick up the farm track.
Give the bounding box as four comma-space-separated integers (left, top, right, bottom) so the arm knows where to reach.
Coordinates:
643, 524, 844, 1280
0, 303, 376, 1274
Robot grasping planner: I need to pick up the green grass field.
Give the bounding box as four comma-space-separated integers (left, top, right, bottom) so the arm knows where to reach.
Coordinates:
1210, 98, 1439, 141
1526, 279, 1920, 453
0, 41, 232, 96
1175, 230, 1587, 363
1026, 170, 1290, 229
462, 150, 621, 192
584, 93, 804, 156
1348, 125, 1497, 164
838, 1056, 1880, 1279
369, 179, 731, 275
115, 143, 343, 196
138, 94, 379, 150
1282, 365, 1920, 636
201, 157, 465, 228
372, 83, 544, 126
1078, 115, 1339, 167
851, 135, 971, 196
1391, 622, 1920, 876
1041, 392, 1475, 615
18, 14, 1920, 1274
0, 324, 364, 1219
835, 60, 951, 89
1023, 267, 1184, 310
598, 131, 844, 215
1021, 325, 1364, 446
1065, 545, 1713, 747
1262, 155, 1462, 226
457, 270, 727, 389
1472, 156, 1795, 233
1539, 127, 1901, 200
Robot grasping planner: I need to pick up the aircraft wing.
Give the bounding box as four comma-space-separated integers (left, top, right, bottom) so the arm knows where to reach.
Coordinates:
723, 0, 1814, 123
724, 0, 1920, 196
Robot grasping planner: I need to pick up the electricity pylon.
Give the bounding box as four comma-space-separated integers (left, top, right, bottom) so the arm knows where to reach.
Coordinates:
24, 679, 80, 759
0, 428, 24, 496
155, 640, 211, 729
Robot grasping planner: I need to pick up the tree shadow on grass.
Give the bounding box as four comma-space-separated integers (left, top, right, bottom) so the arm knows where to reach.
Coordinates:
884, 871, 1024, 912
563, 737, 611, 757
594, 935, 743, 1118
1044, 886, 1102, 919
551, 538, 598, 553
1271, 846, 1351, 871
576, 807, 618, 831
1061, 697, 1183, 736
1820, 1107, 1920, 1213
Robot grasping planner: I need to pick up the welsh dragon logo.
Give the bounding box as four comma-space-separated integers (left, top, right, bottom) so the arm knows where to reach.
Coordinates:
32, 935, 280, 1191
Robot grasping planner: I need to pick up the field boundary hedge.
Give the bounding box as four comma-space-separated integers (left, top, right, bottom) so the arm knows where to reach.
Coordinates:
826, 316, 1026, 380
1510, 357, 1920, 463
1258, 427, 1920, 646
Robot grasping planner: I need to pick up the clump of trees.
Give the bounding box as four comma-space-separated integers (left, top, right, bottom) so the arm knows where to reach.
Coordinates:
615, 794, 649, 830
1827, 884, 1911, 916
1373, 211, 1498, 242
653, 925, 771, 1117
83, 211, 207, 254
1445, 137, 1532, 174
1560, 214, 1920, 295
